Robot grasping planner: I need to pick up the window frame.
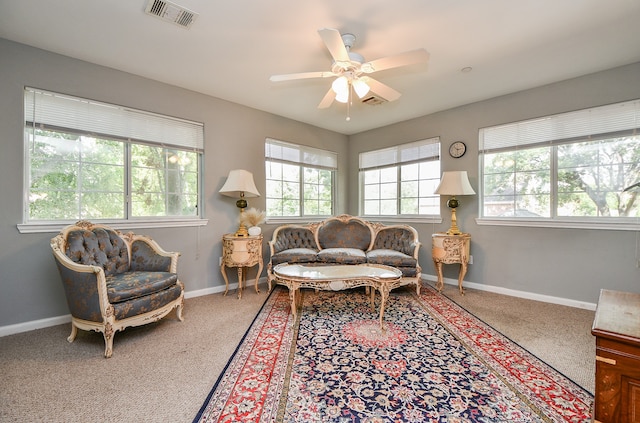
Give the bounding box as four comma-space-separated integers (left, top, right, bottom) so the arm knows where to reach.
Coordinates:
265, 138, 337, 221
478, 99, 640, 231
358, 138, 441, 222
19, 87, 207, 233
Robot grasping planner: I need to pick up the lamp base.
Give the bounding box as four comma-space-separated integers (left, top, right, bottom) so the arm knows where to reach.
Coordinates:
235, 206, 249, 237
446, 227, 463, 236
235, 225, 249, 237
446, 206, 463, 235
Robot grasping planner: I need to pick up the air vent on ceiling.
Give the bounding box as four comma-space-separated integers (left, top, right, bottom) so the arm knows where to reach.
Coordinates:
362, 95, 388, 106
145, 0, 198, 29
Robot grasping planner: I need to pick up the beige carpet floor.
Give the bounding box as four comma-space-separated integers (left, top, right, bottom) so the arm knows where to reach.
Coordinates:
0, 282, 595, 422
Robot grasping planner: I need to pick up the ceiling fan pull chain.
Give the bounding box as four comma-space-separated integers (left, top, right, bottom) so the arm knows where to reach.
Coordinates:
346, 83, 352, 121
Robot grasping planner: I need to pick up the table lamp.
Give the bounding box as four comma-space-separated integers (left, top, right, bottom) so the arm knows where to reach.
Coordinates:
435, 171, 476, 235
219, 169, 260, 237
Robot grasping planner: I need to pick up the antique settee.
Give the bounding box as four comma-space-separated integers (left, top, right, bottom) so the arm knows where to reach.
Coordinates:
50, 221, 184, 358
267, 214, 422, 293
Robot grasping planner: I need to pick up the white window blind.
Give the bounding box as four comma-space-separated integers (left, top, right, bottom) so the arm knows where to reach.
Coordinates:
359, 137, 440, 170
480, 99, 640, 152
265, 138, 337, 169
24, 87, 204, 151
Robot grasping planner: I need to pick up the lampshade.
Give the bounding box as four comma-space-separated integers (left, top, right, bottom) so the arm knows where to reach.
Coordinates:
332, 76, 349, 103
219, 169, 260, 198
434, 171, 476, 196
352, 78, 370, 98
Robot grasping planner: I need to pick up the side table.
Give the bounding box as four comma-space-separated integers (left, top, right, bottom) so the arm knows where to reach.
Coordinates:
591, 289, 640, 423
221, 234, 263, 299
432, 232, 471, 295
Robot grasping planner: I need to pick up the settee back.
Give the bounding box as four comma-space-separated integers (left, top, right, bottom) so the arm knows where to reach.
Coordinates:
60, 224, 174, 277
269, 215, 420, 258
316, 216, 373, 251
65, 227, 130, 276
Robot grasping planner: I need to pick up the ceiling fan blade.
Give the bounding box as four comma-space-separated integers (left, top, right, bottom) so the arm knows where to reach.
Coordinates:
318, 28, 350, 65
361, 49, 430, 73
270, 71, 335, 82
318, 88, 336, 109
361, 77, 401, 102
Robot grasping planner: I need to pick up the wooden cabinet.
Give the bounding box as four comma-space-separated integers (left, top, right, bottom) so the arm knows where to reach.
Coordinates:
431, 233, 471, 295
221, 234, 263, 299
591, 289, 640, 423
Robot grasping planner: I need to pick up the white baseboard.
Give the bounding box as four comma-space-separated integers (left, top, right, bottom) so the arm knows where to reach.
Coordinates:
0, 314, 72, 337
0, 275, 594, 337
421, 274, 597, 311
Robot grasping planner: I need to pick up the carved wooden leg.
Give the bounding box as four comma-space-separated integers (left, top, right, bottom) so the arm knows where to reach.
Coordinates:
67, 323, 78, 343
236, 267, 244, 299
254, 262, 263, 294
103, 322, 114, 358
434, 260, 444, 292
221, 264, 230, 296
416, 276, 422, 296
288, 287, 297, 318
176, 299, 184, 322
378, 287, 390, 331
369, 286, 376, 311
458, 263, 468, 295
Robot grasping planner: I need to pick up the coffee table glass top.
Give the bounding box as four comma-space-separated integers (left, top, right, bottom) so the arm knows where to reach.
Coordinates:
273, 263, 401, 280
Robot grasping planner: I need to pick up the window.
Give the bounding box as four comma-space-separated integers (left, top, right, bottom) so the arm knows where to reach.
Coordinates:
480, 99, 640, 225
265, 138, 337, 217
24, 88, 203, 224
359, 138, 440, 216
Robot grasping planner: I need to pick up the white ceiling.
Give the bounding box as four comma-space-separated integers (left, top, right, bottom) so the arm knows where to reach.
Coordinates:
1, 0, 640, 135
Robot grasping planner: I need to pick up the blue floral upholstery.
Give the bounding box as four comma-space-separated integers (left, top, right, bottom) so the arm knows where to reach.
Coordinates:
366, 249, 417, 268
131, 240, 173, 271
106, 271, 178, 303
372, 227, 418, 257
51, 221, 184, 358
271, 226, 319, 253
111, 284, 183, 320
317, 218, 372, 250
65, 228, 129, 275
267, 215, 422, 293
316, 248, 367, 264
270, 248, 319, 266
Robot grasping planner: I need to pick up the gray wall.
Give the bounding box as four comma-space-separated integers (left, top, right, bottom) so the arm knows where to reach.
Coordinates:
0, 38, 348, 327
1, 36, 639, 330
348, 62, 640, 305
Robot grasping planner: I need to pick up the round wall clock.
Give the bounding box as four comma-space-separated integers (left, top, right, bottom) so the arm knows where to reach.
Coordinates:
449, 141, 467, 158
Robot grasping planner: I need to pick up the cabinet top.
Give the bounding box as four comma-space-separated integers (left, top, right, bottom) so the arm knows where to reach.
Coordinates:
432, 232, 470, 238
592, 289, 640, 341
223, 234, 262, 240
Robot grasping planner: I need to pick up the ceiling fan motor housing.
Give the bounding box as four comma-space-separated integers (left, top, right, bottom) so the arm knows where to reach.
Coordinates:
341, 33, 356, 49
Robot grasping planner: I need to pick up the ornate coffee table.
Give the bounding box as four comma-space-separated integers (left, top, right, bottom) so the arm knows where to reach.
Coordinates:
272, 263, 403, 329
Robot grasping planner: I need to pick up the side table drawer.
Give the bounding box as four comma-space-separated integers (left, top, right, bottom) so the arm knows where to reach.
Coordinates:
222, 236, 262, 266
229, 239, 250, 263
594, 339, 640, 423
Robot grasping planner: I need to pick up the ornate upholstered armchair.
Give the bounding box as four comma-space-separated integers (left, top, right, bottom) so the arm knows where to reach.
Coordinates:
50, 221, 184, 358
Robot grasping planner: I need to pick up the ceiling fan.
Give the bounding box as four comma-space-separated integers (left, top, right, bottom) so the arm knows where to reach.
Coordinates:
270, 28, 430, 117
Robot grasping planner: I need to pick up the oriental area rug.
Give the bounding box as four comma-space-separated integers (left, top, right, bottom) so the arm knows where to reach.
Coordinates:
194, 285, 593, 422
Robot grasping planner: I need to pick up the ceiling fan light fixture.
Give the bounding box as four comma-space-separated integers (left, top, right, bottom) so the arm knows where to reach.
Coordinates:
335, 90, 349, 103
352, 79, 370, 98
332, 76, 349, 103
331, 76, 348, 94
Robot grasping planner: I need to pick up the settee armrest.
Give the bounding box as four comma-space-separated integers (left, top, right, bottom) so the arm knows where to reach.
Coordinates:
51, 235, 109, 322
126, 233, 179, 273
